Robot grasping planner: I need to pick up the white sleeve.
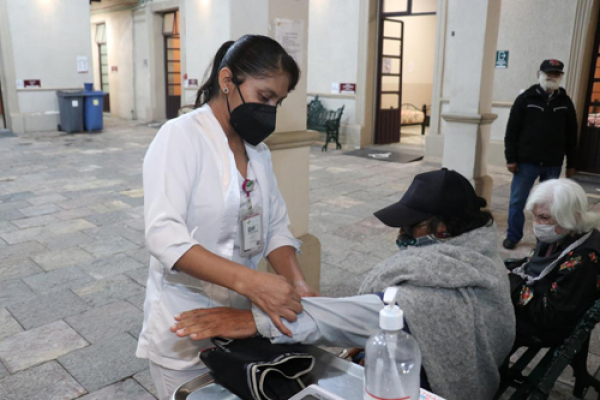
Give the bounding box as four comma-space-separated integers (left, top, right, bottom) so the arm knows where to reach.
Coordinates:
264, 151, 301, 256
252, 295, 383, 348
143, 123, 201, 272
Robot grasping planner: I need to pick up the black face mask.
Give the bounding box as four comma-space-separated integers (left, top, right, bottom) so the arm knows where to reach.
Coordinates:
226, 82, 277, 146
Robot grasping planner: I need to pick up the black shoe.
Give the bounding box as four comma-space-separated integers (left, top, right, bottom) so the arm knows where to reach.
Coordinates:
503, 238, 517, 250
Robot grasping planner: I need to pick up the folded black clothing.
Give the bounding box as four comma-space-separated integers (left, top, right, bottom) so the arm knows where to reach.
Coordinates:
200, 337, 315, 400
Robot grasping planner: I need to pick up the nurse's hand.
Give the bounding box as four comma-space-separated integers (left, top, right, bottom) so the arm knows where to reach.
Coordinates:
172, 307, 257, 341
236, 270, 302, 337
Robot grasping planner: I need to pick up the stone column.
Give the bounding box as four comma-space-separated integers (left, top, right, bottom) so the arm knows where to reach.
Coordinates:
228, 0, 321, 290
441, 0, 502, 204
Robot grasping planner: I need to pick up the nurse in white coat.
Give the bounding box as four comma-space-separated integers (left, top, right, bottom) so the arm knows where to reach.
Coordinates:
136, 35, 318, 399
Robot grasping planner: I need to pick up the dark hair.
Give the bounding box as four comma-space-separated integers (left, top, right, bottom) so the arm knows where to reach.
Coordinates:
195, 35, 300, 108
427, 209, 494, 238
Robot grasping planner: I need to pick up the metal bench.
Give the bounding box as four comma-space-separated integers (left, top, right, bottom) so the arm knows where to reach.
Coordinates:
307, 96, 344, 151
494, 297, 600, 399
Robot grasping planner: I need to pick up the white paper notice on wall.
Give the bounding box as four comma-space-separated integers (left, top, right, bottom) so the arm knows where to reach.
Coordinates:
77, 56, 89, 73
273, 19, 304, 66
72, 100, 79, 108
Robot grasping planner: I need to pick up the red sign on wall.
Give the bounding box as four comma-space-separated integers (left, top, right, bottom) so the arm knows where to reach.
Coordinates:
111, 66, 118, 72
340, 83, 356, 94
24, 79, 41, 88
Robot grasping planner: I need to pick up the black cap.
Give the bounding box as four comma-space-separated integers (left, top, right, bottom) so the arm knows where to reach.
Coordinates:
374, 168, 487, 228
540, 59, 564, 73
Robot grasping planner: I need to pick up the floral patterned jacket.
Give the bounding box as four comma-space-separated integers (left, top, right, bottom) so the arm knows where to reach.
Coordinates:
509, 229, 600, 345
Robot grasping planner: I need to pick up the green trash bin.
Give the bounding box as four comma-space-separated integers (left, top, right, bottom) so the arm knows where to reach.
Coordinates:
56, 90, 85, 133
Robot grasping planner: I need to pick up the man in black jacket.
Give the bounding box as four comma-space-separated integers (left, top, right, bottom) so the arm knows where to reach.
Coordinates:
503, 59, 578, 250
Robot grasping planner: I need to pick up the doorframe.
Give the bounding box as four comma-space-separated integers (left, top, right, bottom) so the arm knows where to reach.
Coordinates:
162, 10, 181, 120
577, 2, 600, 173
372, 0, 437, 145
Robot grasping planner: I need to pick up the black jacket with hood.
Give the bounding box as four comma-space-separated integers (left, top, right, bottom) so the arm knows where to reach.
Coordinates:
504, 84, 578, 169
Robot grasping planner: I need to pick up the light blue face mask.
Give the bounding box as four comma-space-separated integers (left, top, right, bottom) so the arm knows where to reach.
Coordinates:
396, 234, 440, 250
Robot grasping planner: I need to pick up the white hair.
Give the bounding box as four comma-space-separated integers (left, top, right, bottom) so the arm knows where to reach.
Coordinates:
526, 179, 599, 234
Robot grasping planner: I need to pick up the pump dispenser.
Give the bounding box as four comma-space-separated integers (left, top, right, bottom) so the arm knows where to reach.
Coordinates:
364, 287, 421, 400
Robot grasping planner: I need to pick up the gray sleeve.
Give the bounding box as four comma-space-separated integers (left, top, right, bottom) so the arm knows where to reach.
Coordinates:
251, 295, 383, 348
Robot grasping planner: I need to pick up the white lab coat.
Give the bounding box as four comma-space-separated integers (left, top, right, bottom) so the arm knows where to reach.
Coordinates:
136, 105, 300, 370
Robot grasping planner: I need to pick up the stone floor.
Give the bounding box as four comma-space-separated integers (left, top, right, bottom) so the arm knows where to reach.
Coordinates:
0, 117, 599, 399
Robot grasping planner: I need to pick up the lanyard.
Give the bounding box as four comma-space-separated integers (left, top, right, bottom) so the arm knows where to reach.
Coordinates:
242, 178, 254, 210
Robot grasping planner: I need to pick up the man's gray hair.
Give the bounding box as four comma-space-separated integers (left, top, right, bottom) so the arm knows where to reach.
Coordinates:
526, 178, 599, 234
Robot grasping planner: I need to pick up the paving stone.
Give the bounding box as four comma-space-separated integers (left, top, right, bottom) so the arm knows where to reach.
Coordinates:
0, 241, 47, 261
0, 222, 18, 234
7, 290, 90, 329
31, 247, 94, 271
36, 231, 94, 251
26, 194, 67, 206
0, 209, 24, 222
23, 266, 94, 295
85, 223, 145, 246
10, 214, 58, 229
127, 247, 150, 265
80, 237, 140, 259
0, 226, 44, 245
123, 218, 145, 232
126, 266, 149, 287
58, 333, 148, 392
78, 379, 155, 400
46, 218, 96, 235
0, 361, 87, 400
18, 203, 60, 217
52, 207, 94, 221
0, 279, 36, 308
84, 209, 138, 227
0, 308, 23, 343
127, 290, 146, 311
0, 200, 31, 212
88, 200, 132, 214
0, 320, 88, 373
133, 369, 158, 398
0, 257, 43, 282
0, 360, 7, 379
0, 191, 35, 203
65, 300, 142, 344
74, 274, 146, 308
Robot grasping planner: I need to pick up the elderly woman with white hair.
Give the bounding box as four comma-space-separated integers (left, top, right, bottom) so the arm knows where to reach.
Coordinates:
509, 178, 600, 346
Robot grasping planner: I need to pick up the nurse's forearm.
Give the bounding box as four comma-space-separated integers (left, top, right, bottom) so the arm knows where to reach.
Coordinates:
267, 246, 319, 297
174, 244, 258, 292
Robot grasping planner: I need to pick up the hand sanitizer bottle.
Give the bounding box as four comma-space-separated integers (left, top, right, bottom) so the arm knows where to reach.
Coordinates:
364, 287, 421, 400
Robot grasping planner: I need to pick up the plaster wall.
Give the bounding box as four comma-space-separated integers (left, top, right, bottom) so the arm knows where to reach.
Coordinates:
388, 15, 437, 108
4, 0, 93, 132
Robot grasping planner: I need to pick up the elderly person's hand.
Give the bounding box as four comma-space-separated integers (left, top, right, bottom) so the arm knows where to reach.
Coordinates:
507, 163, 518, 174
171, 307, 257, 341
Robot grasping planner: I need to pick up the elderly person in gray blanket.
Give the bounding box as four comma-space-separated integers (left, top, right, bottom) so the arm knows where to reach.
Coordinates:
171, 168, 516, 400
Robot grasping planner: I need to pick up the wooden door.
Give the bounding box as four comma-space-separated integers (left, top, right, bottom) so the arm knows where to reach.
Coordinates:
164, 11, 181, 120
578, 13, 600, 174
375, 17, 403, 144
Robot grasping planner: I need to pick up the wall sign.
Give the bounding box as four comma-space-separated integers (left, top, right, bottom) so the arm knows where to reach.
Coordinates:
77, 56, 89, 73
24, 79, 41, 88
340, 83, 356, 94
111, 66, 118, 72
274, 19, 304, 66
496, 51, 509, 68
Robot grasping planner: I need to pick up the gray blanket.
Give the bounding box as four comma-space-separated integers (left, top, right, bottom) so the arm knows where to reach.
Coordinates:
359, 224, 515, 400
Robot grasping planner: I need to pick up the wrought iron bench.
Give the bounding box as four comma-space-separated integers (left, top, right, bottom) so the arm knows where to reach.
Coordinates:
307, 96, 344, 151
494, 294, 600, 399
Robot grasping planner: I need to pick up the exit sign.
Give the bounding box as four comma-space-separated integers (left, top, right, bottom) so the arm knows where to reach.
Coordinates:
496, 51, 509, 68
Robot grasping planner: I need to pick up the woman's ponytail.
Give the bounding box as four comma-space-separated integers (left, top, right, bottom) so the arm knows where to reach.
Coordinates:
194, 41, 235, 108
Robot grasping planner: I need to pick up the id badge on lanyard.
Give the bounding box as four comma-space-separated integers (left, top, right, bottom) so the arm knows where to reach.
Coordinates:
240, 178, 264, 257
